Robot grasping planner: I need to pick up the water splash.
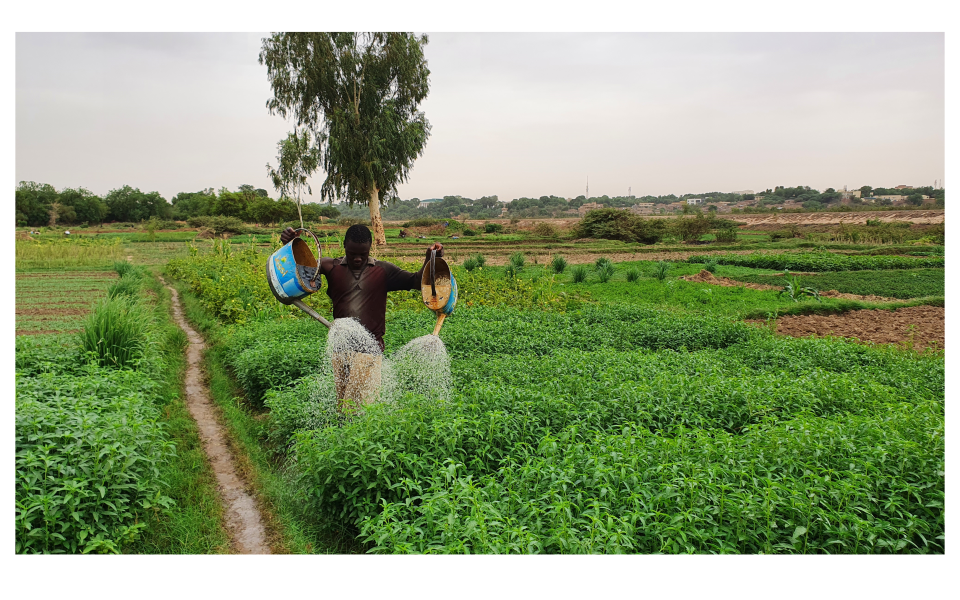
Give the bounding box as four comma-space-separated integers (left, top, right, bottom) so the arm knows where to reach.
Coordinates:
291, 318, 452, 425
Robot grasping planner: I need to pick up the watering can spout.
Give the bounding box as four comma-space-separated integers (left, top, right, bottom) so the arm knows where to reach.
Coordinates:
421, 250, 457, 337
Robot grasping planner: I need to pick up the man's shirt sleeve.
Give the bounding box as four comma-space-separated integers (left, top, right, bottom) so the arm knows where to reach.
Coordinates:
381, 260, 425, 292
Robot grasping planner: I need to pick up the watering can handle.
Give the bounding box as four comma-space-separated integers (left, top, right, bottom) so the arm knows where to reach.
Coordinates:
293, 227, 323, 285
429, 248, 437, 297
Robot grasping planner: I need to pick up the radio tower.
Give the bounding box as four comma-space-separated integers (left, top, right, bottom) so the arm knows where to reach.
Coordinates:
586, 176, 589, 200
629, 186, 632, 197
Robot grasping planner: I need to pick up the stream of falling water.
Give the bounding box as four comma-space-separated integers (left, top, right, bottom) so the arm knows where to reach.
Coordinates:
290, 318, 452, 429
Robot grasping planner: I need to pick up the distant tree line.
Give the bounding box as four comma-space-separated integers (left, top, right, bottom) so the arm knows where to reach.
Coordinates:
16, 181, 945, 228
15, 181, 340, 227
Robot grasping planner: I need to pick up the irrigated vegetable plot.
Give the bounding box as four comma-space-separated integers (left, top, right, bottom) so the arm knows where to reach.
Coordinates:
166, 240, 945, 554
15, 271, 117, 335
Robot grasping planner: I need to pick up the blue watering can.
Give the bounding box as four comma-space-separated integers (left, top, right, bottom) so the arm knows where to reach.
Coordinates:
421, 249, 457, 336
266, 228, 332, 327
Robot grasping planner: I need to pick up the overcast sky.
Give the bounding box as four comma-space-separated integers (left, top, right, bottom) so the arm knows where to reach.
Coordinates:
15, 32, 944, 203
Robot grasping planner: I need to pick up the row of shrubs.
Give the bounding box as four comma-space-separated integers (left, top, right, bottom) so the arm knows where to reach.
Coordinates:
16, 263, 183, 553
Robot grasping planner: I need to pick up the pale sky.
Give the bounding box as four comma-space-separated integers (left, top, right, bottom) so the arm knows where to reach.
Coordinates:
16, 32, 944, 202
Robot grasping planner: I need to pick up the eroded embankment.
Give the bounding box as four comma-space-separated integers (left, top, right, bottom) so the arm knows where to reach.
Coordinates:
161, 277, 271, 554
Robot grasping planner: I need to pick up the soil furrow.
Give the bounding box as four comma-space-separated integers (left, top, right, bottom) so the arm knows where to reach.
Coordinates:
161, 276, 271, 554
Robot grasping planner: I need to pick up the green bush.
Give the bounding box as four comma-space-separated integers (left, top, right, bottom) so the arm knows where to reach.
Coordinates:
595, 256, 612, 270
462, 257, 478, 272
551, 255, 568, 274
576, 208, 666, 244
571, 265, 588, 283
509, 252, 526, 269
463, 228, 477, 236
16, 367, 174, 554
703, 259, 718, 274
626, 267, 641, 282
401, 217, 439, 228
484, 223, 504, 234
597, 262, 615, 283
672, 214, 713, 242
652, 261, 671, 281
80, 297, 153, 369
713, 228, 738, 243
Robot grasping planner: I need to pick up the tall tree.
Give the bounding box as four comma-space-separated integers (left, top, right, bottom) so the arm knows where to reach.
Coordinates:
260, 32, 432, 246
266, 129, 321, 228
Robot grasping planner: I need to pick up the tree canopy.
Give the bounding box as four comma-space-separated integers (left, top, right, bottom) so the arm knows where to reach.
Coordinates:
260, 32, 431, 245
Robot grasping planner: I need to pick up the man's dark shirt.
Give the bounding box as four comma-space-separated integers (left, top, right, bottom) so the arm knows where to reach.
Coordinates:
325, 257, 423, 352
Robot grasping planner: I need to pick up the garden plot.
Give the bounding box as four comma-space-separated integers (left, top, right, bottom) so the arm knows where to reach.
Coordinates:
15, 271, 117, 335
771, 305, 944, 351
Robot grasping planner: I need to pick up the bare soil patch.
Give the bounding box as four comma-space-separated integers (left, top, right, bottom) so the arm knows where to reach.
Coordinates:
681, 270, 900, 302
16, 272, 117, 280
16, 308, 88, 316
769, 305, 944, 350
17, 329, 81, 336
734, 210, 943, 228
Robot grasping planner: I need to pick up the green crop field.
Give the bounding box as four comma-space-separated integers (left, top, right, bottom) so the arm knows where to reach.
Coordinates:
15, 227, 945, 555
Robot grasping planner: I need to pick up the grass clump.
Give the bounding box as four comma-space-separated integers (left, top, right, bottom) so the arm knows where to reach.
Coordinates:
509, 252, 526, 269
472, 253, 486, 268
551, 254, 568, 274
80, 296, 153, 369
462, 257, 479, 272
652, 260, 671, 282
571, 265, 588, 283
626, 267, 641, 282
597, 262, 615, 283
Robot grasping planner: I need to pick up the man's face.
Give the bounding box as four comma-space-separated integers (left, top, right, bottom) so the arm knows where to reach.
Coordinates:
343, 240, 371, 270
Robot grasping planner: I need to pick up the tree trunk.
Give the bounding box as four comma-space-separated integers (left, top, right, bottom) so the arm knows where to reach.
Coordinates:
368, 186, 386, 246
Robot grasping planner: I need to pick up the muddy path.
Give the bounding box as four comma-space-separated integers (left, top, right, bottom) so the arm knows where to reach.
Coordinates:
161, 276, 271, 554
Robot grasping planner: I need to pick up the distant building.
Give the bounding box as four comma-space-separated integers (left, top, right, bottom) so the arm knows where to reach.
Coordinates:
731, 189, 754, 195
629, 203, 656, 215
418, 198, 442, 209
894, 185, 914, 190
840, 189, 862, 200
686, 198, 703, 205
578, 202, 603, 216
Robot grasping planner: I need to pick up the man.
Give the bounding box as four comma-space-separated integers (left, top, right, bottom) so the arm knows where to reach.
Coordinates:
279, 224, 442, 413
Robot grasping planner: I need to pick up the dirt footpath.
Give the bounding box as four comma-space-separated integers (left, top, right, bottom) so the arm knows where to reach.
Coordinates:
771, 305, 944, 350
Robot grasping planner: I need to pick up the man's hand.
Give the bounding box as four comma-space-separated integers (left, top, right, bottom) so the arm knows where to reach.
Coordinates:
280, 227, 298, 245
424, 242, 444, 261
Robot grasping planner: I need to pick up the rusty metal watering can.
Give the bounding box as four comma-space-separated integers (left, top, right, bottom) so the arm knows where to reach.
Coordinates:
266, 228, 331, 328
421, 249, 458, 336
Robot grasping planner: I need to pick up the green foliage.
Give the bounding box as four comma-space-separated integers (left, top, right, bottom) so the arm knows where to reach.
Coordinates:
509, 252, 526, 269
703, 258, 718, 273
597, 262, 615, 283
16, 237, 125, 270
730, 269, 944, 300
107, 274, 144, 299
186, 215, 248, 235
595, 256, 612, 270
472, 253, 486, 268
778, 270, 822, 303
16, 370, 175, 553
266, 129, 321, 226
402, 217, 440, 227
463, 228, 477, 236
625, 267, 641, 282
672, 214, 713, 242
80, 297, 153, 369
462, 257, 478, 271
551, 254, 568, 274
571, 265, 588, 283
688, 252, 943, 272
484, 223, 504, 234
713, 228, 738, 243
282, 322, 942, 554
576, 208, 667, 244
653, 260, 671, 281
533, 222, 558, 237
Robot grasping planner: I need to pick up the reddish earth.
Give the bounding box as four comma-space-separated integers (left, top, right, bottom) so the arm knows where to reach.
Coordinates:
681, 270, 900, 302
16, 272, 117, 279
769, 306, 944, 351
